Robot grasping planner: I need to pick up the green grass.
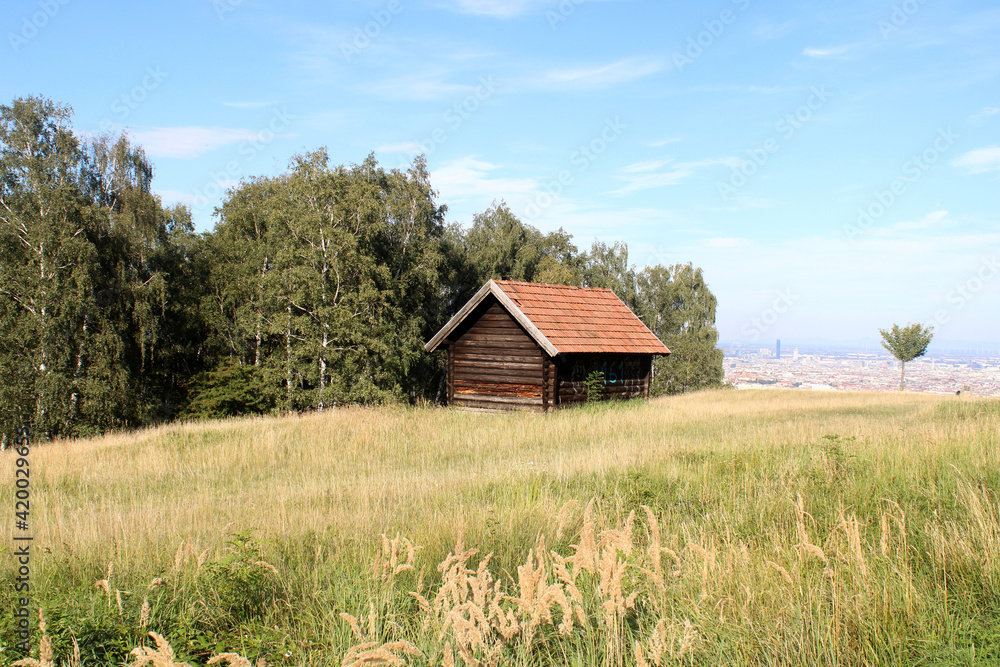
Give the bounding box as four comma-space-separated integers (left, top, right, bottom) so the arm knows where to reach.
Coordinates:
1, 390, 999, 666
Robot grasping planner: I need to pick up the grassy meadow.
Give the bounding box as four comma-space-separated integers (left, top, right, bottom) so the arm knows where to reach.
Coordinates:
2, 389, 1000, 666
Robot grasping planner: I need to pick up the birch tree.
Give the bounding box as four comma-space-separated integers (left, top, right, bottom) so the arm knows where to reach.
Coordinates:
195, 151, 447, 416
0, 97, 87, 436
0, 96, 169, 437
637, 263, 724, 395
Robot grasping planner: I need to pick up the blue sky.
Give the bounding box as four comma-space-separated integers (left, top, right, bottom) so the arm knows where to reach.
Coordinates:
4, 0, 999, 347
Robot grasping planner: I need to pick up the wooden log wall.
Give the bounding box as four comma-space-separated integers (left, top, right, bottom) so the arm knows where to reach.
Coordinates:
556, 354, 652, 406
446, 344, 455, 404
542, 358, 557, 412
450, 302, 546, 412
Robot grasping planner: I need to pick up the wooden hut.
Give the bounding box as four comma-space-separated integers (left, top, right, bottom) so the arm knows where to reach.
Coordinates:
425, 280, 670, 411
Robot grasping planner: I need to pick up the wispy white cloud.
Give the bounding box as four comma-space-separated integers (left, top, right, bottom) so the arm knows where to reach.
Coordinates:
377, 142, 426, 155
539, 57, 666, 90
705, 195, 782, 212
802, 43, 862, 59
890, 210, 951, 232
280, 23, 351, 75
620, 159, 675, 174
514, 200, 685, 241
969, 106, 1000, 125
359, 73, 483, 100
952, 146, 1000, 174
431, 157, 540, 209
754, 19, 798, 40
611, 171, 690, 194
611, 157, 742, 195
648, 137, 683, 147
679, 84, 797, 95
221, 101, 276, 109
128, 126, 272, 159
434, 0, 548, 17
705, 236, 753, 248
673, 224, 1000, 342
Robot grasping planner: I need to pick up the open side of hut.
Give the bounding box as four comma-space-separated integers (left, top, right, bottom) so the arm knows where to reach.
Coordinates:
424, 280, 670, 411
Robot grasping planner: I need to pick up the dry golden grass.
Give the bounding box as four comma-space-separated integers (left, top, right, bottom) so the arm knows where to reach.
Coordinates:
4, 389, 1000, 665
24, 389, 996, 567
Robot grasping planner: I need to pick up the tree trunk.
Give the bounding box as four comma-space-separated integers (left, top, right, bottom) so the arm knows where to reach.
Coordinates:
319, 330, 327, 412
254, 310, 262, 367
255, 254, 267, 367
319, 232, 328, 411
286, 304, 293, 411
35, 241, 48, 432
66, 316, 88, 432
899, 361, 905, 391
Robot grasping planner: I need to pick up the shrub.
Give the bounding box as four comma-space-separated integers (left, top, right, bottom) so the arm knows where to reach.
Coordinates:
180, 362, 277, 420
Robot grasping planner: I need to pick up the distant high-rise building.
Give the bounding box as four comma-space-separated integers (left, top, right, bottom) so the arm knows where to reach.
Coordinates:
776, 339, 781, 359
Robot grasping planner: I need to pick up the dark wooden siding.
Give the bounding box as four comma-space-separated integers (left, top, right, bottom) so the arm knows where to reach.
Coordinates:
556, 354, 652, 406
542, 357, 557, 412
450, 303, 546, 411
446, 344, 455, 404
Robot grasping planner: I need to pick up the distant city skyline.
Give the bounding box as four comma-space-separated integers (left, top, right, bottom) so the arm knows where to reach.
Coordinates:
725, 349, 1000, 396
721, 337, 1000, 356
5, 0, 998, 344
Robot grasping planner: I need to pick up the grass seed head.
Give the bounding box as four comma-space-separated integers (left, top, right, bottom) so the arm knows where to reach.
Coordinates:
12, 610, 54, 667
766, 560, 794, 586
207, 654, 254, 667
569, 499, 599, 576
340, 612, 365, 640
342, 640, 419, 667
128, 632, 193, 667
555, 500, 577, 541
254, 560, 280, 576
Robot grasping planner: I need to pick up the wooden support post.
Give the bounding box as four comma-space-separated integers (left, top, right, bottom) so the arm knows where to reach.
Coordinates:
446, 344, 455, 405
542, 357, 558, 411
643, 357, 651, 398
550, 360, 558, 410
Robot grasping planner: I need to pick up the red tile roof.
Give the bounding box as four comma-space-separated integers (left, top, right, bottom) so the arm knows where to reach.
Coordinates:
425, 279, 671, 355
508, 280, 670, 354
494, 280, 670, 354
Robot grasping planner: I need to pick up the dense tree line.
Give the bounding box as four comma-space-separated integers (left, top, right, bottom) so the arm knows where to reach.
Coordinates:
0, 96, 722, 440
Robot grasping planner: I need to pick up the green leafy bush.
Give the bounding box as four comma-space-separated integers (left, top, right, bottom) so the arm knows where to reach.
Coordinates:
181, 362, 278, 420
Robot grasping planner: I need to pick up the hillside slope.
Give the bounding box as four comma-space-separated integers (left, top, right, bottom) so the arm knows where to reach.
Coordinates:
3, 390, 999, 665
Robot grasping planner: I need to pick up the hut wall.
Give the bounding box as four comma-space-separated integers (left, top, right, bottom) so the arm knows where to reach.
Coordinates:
450, 302, 547, 411
556, 354, 651, 406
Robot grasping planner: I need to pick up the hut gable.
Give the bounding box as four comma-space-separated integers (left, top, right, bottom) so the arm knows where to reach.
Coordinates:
449, 301, 547, 411
426, 280, 670, 411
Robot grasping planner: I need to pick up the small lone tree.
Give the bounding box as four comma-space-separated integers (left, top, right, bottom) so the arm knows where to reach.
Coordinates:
879, 323, 933, 391
584, 370, 605, 403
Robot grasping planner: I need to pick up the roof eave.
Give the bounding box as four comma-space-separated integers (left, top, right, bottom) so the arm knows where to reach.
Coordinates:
424, 281, 494, 353
424, 280, 561, 358
490, 283, 560, 357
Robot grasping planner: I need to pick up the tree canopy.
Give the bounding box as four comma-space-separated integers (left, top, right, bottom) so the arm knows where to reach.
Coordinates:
0, 96, 725, 437
879, 323, 933, 391
0, 96, 175, 439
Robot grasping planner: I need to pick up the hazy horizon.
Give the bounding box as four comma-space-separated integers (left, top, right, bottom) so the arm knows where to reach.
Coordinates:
720, 337, 1000, 354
